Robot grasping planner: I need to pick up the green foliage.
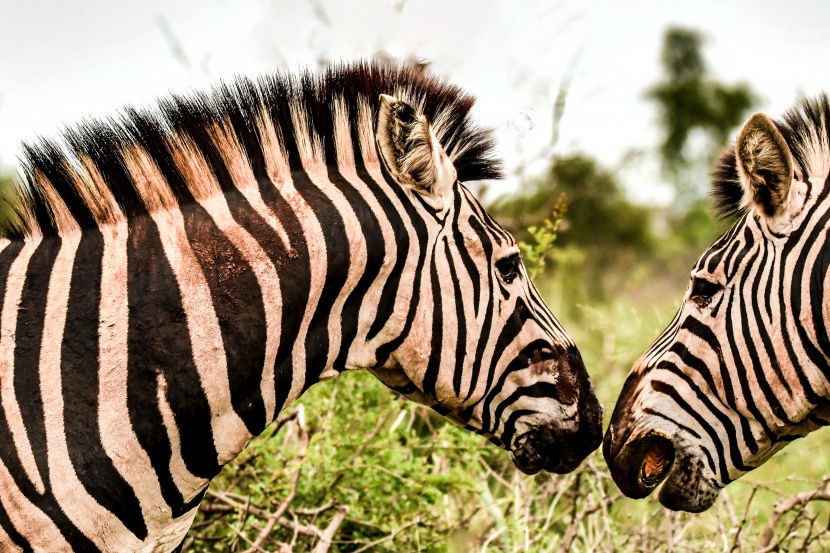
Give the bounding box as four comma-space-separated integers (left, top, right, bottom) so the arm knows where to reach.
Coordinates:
494, 154, 653, 257
647, 27, 755, 181
493, 153, 656, 311
518, 193, 566, 278
661, 197, 727, 257
192, 373, 499, 551
545, 155, 653, 252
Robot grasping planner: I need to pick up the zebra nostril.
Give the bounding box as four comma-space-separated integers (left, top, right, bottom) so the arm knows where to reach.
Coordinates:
605, 431, 676, 499
640, 434, 675, 490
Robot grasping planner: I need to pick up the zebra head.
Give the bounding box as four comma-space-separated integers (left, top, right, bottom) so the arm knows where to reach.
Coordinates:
604, 97, 830, 512
368, 94, 602, 475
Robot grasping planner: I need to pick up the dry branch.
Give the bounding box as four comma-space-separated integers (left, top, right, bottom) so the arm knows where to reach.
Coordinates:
757, 487, 830, 551
349, 516, 423, 553
311, 506, 349, 553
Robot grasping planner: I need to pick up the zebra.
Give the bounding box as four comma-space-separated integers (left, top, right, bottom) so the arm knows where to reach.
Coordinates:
604, 94, 830, 512
0, 61, 602, 551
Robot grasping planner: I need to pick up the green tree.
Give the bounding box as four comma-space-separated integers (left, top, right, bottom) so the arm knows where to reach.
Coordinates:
648, 27, 755, 185
545, 155, 652, 252
645, 26, 755, 255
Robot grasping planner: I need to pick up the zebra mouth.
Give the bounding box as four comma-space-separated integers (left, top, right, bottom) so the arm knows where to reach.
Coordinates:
510, 428, 581, 475
511, 429, 556, 474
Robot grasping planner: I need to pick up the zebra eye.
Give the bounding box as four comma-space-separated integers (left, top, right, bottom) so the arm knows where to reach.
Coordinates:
496, 254, 521, 284
689, 277, 723, 307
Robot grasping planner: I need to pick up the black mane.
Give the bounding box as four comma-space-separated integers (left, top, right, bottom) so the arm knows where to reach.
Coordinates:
11, 60, 502, 239
711, 93, 830, 222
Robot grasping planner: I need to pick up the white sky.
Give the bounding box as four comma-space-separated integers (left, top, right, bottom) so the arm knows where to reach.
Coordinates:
1, 0, 829, 204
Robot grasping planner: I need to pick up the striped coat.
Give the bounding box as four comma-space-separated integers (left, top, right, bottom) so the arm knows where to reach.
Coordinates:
0, 62, 601, 551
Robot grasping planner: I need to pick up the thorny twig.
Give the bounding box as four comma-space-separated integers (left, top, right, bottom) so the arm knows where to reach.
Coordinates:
196, 406, 352, 552
757, 483, 830, 551
202, 490, 322, 539
730, 486, 757, 552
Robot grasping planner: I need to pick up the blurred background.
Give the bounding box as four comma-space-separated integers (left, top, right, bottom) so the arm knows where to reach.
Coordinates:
3, 1, 830, 550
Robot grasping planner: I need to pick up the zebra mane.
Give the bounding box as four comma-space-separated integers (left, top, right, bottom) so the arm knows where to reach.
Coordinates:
9, 60, 502, 239
711, 93, 830, 222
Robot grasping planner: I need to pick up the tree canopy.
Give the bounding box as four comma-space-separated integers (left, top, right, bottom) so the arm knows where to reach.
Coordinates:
647, 27, 755, 175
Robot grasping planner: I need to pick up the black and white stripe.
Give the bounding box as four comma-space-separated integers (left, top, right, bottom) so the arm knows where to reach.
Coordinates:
604, 94, 830, 513
0, 61, 601, 551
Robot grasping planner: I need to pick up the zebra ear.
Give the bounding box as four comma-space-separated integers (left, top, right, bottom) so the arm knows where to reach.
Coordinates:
376, 94, 456, 205
735, 112, 794, 218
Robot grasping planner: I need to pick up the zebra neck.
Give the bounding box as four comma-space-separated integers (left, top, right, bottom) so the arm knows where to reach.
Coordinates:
17, 125, 424, 518
262, 156, 422, 399
135, 149, 420, 468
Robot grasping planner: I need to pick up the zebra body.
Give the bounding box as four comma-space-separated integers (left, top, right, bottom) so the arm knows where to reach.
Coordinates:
0, 62, 601, 551
604, 95, 830, 512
